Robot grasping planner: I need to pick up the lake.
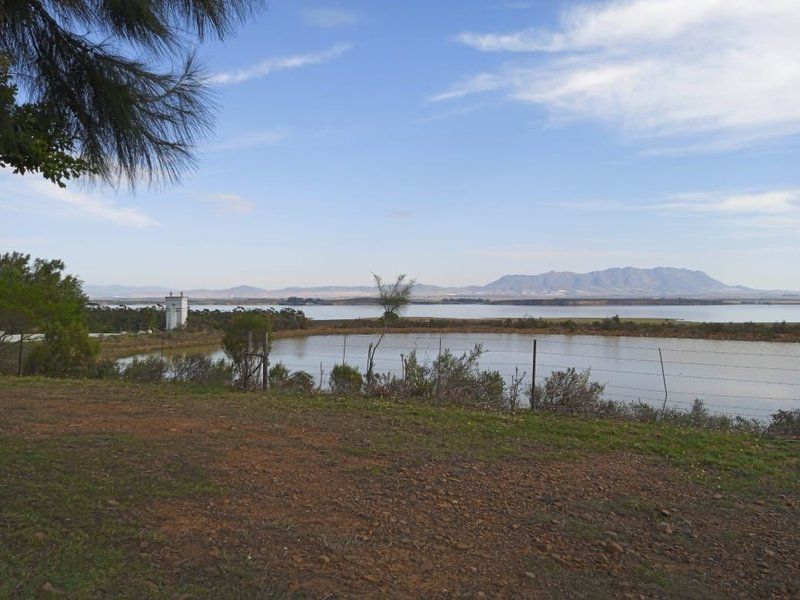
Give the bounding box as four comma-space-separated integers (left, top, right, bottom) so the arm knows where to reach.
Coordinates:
111, 302, 800, 323
122, 332, 800, 420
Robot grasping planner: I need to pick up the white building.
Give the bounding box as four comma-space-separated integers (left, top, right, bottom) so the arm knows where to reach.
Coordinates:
165, 292, 188, 330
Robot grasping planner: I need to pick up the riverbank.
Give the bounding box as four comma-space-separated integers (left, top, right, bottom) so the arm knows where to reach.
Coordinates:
297, 316, 800, 343
1, 377, 797, 597
98, 316, 800, 359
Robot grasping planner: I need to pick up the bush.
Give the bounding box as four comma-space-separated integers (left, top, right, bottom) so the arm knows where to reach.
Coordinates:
330, 364, 363, 395
90, 357, 123, 379
529, 368, 607, 415
268, 363, 315, 393
122, 355, 167, 383
172, 353, 233, 386
373, 345, 507, 410
768, 409, 800, 437
23, 322, 98, 377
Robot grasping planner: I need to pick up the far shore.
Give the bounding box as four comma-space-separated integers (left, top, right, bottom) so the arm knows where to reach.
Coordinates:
91, 296, 800, 306
98, 316, 800, 358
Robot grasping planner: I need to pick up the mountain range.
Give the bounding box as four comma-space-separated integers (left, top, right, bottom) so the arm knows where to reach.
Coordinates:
84, 267, 794, 300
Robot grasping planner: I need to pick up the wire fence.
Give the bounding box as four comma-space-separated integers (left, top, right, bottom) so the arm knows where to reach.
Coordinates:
260, 333, 800, 420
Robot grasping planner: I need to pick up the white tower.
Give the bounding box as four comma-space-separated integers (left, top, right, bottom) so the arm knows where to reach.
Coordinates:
165, 292, 188, 330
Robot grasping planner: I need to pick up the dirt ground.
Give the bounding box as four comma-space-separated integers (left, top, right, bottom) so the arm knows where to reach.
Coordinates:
1, 379, 798, 598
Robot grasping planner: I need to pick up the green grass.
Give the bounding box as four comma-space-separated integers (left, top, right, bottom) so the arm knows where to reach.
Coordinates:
0, 432, 218, 597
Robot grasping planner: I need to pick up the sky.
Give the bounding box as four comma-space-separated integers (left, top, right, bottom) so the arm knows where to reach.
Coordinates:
2, 0, 800, 290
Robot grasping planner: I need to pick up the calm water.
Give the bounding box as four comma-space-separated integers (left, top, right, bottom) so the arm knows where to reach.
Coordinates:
114, 302, 800, 323
122, 332, 800, 420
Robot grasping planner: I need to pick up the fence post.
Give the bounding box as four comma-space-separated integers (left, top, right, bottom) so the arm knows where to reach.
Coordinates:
342, 334, 347, 365
435, 337, 442, 401
17, 333, 23, 377
262, 331, 269, 391
530, 339, 537, 408
243, 330, 253, 391
658, 347, 668, 415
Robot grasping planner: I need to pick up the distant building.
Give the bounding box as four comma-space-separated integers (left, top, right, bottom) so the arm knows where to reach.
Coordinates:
165, 292, 188, 330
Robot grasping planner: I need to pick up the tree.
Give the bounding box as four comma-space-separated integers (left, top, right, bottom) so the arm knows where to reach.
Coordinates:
0, 252, 96, 375
221, 310, 270, 388
365, 273, 415, 387
0, 0, 265, 187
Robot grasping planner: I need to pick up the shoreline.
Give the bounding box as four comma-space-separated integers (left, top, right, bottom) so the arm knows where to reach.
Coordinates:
98, 316, 800, 357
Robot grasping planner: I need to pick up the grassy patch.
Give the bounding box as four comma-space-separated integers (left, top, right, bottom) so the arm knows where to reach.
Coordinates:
0, 432, 217, 598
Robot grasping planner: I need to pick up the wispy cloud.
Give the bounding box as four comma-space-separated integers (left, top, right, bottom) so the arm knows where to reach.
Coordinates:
204, 129, 286, 152
302, 7, 359, 28
658, 190, 800, 216
655, 189, 800, 233
0, 172, 157, 228
439, 1, 800, 149
209, 43, 353, 85
204, 193, 254, 214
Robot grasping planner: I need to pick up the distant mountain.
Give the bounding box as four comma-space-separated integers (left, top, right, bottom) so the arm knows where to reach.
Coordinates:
87, 267, 784, 300
480, 267, 753, 297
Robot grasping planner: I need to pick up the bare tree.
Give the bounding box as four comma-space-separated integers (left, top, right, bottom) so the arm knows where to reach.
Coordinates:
365, 273, 415, 387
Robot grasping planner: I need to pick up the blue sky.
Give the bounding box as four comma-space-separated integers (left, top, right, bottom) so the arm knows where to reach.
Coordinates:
1, 0, 799, 290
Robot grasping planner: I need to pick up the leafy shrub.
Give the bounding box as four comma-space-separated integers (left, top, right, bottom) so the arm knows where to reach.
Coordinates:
374, 345, 507, 410
23, 322, 98, 377
122, 355, 167, 383
768, 409, 800, 437
529, 368, 608, 415
330, 364, 363, 395
90, 357, 123, 379
172, 353, 233, 386
268, 363, 315, 393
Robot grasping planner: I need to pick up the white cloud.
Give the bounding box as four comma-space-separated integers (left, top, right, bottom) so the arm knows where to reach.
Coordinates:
204, 193, 254, 214
442, 0, 800, 147
659, 190, 800, 215
302, 7, 359, 28
209, 43, 353, 85
656, 189, 800, 232
204, 129, 286, 152
0, 171, 157, 228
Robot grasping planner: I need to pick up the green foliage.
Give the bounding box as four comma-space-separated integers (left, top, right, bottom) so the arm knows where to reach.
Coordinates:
0, 0, 265, 186
374, 345, 506, 410
171, 354, 233, 386
373, 273, 416, 322
529, 368, 607, 415
0, 252, 96, 375
268, 363, 315, 393
24, 322, 98, 377
366, 273, 416, 385
767, 409, 800, 437
221, 311, 271, 371
122, 356, 167, 383
330, 364, 363, 395
84, 305, 307, 334
0, 71, 91, 186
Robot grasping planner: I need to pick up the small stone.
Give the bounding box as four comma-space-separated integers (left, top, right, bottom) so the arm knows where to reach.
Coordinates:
660, 508, 671, 518
106, 499, 119, 507
523, 572, 536, 580
40, 582, 63, 595
320, 555, 331, 564
607, 541, 624, 555
657, 522, 674, 535
764, 549, 775, 559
